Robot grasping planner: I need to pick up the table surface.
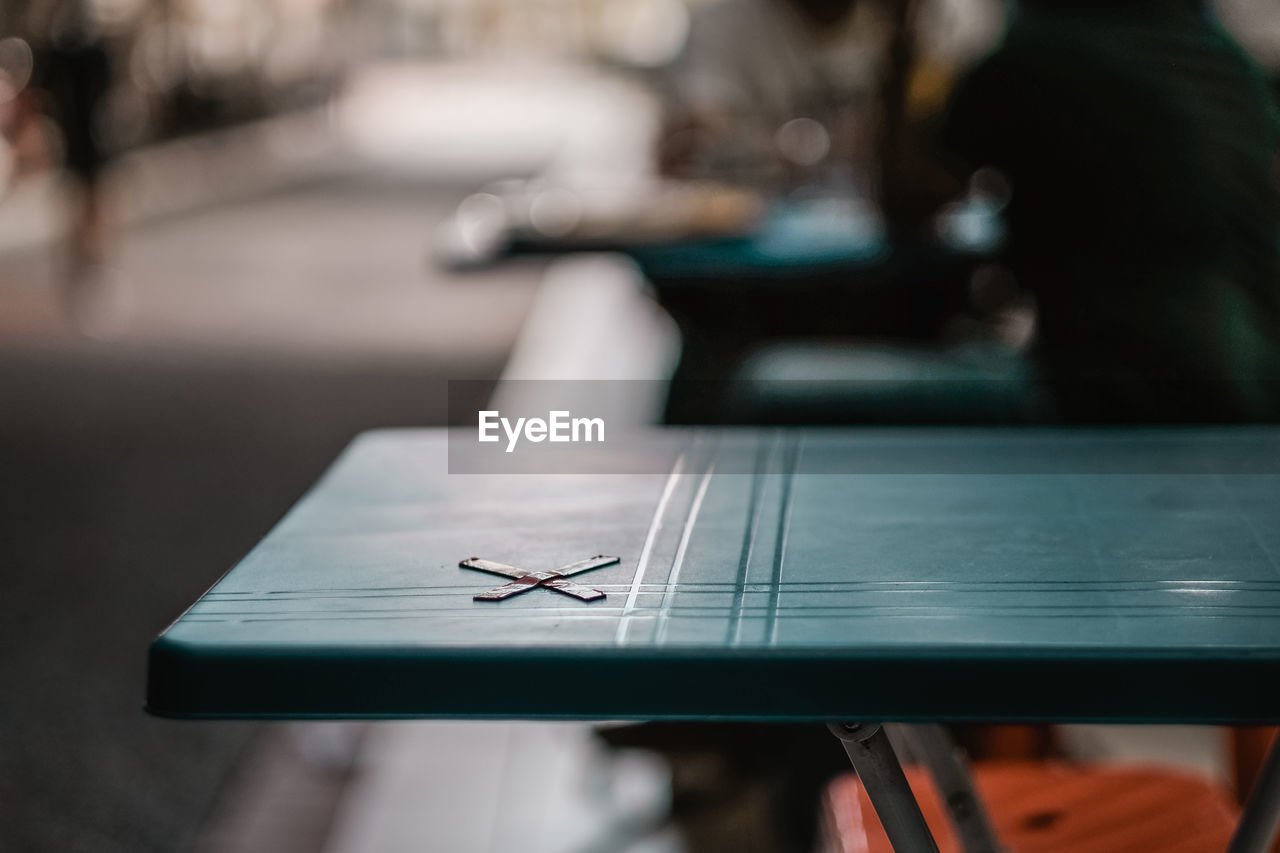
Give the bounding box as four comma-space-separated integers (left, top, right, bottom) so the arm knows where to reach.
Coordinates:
148, 427, 1280, 723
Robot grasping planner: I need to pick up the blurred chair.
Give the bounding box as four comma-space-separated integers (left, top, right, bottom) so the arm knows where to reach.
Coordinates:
1233, 726, 1280, 853
825, 761, 1240, 853
825, 726, 1280, 853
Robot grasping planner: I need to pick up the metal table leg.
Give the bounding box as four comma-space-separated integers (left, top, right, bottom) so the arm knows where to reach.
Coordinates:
1228, 732, 1280, 853
828, 722, 941, 853
895, 725, 1004, 853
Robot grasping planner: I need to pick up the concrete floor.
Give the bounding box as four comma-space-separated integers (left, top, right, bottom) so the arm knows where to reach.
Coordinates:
0, 167, 543, 853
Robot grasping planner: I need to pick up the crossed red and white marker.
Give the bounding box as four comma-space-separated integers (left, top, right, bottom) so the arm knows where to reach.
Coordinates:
460, 555, 621, 602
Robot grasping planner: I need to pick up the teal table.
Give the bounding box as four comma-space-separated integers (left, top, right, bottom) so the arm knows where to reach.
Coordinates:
149, 427, 1280, 722
147, 427, 1280, 852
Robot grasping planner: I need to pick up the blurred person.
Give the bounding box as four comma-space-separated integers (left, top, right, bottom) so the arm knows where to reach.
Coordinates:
5, 86, 51, 181
934, 0, 1280, 421
29, 0, 115, 309
0, 36, 36, 189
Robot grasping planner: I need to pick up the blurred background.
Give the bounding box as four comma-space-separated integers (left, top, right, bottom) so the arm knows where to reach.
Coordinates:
2, 0, 1279, 851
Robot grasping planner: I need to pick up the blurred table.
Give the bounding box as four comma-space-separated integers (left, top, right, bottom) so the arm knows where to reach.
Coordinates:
626, 211, 987, 422
444, 185, 1001, 423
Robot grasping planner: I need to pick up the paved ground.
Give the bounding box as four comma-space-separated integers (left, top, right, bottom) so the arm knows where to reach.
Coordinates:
0, 168, 543, 852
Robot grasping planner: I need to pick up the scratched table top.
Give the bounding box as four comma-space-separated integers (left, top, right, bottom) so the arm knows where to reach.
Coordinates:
148, 428, 1280, 722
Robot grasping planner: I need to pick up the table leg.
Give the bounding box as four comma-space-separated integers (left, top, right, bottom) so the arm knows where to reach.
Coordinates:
1228, 732, 1280, 853
828, 722, 941, 853
895, 725, 1004, 853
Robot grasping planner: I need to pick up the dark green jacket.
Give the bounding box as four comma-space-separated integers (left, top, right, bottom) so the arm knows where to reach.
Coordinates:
943, 0, 1280, 421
